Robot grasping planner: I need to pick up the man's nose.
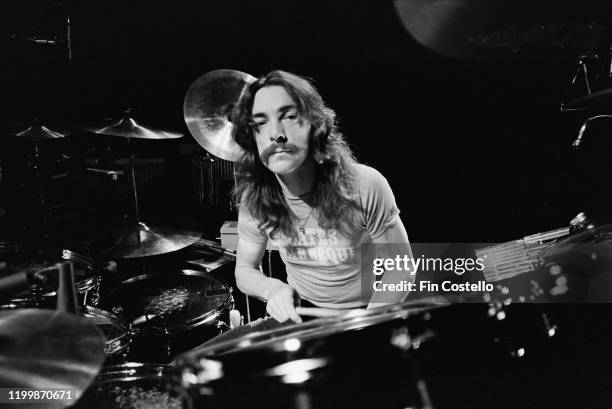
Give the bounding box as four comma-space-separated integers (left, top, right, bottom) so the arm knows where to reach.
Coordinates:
269, 121, 287, 143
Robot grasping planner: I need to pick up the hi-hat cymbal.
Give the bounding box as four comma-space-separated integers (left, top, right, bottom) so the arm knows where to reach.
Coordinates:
84, 117, 183, 140
184, 69, 256, 162
0, 309, 105, 407
11, 124, 70, 140
103, 222, 202, 259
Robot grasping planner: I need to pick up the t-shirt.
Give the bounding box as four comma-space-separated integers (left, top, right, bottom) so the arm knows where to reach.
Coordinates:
238, 163, 400, 308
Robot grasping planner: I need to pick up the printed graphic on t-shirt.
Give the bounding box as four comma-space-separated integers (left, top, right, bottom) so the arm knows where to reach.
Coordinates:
272, 227, 359, 265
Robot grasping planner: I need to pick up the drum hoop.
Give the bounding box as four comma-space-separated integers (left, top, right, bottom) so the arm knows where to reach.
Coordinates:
88, 363, 193, 409
108, 270, 231, 333
182, 299, 450, 359
81, 306, 131, 355
0, 243, 96, 293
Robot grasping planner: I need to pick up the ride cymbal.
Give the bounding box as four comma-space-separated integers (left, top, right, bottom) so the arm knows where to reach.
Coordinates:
184, 69, 256, 162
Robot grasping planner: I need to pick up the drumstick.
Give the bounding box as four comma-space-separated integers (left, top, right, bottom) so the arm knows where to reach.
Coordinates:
295, 307, 356, 318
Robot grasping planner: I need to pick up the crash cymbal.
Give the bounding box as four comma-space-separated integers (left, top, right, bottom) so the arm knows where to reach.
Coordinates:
184, 69, 256, 162
103, 222, 202, 259
11, 124, 70, 140
565, 87, 612, 109
0, 309, 105, 407
393, 1, 606, 59
84, 116, 183, 140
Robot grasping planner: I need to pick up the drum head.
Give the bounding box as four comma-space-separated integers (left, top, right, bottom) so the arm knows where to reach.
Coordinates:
75, 363, 191, 409
101, 270, 229, 334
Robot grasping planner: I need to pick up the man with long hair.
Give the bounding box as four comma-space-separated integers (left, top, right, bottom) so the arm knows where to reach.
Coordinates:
232, 70, 412, 324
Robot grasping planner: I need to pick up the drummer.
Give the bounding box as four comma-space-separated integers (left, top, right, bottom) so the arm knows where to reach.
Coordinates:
231, 70, 413, 325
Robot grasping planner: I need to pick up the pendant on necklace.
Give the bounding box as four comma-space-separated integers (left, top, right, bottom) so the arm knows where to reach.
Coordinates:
299, 226, 305, 234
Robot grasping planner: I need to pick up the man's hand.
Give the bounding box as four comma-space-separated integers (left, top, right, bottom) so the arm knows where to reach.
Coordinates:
266, 282, 302, 324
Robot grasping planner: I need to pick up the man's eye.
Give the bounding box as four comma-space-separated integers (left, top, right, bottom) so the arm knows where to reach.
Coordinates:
283, 112, 298, 121
251, 122, 266, 131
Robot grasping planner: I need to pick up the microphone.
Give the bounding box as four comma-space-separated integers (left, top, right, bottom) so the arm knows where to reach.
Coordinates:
573, 114, 612, 149
573, 120, 588, 149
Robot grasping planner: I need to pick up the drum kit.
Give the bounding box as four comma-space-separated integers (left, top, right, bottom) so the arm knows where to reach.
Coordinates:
2, 67, 611, 409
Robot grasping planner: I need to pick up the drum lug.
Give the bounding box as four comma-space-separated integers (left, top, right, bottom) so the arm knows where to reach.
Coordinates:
390, 326, 412, 351
391, 326, 435, 351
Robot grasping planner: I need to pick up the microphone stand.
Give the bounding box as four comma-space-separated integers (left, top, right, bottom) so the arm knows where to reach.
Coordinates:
56, 261, 78, 314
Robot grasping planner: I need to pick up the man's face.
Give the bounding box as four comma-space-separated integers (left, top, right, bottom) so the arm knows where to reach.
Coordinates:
251, 85, 312, 176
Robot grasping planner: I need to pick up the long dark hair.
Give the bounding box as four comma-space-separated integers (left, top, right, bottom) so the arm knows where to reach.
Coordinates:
232, 70, 359, 239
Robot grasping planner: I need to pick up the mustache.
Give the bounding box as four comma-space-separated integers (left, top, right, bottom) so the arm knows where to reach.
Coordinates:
261, 143, 298, 163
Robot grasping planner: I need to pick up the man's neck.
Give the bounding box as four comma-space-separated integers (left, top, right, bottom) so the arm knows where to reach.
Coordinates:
275, 159, 316, 197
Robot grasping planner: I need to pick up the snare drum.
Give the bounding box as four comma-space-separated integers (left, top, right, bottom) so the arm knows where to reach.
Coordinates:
0, 242, 100, 308
75, 363, 192, 409
81, 305, 131, 360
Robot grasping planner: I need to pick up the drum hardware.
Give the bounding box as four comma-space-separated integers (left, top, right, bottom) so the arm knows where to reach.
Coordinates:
475, 226, 570, 283
0, 309, 106, 400
184, 69, 256, 162
56, 259, 78, 314
191, 151, 236, 210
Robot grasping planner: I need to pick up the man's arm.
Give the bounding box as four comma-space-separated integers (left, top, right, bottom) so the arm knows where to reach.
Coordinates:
367, 215, 414, 308
235, 238, 302, 323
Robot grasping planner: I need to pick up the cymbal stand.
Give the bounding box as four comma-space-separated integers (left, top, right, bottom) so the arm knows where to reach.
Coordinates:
30, 140, 51, 239
560, 59, 591, 112
127, 137, 141, 223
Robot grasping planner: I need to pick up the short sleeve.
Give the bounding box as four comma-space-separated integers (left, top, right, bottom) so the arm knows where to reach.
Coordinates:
237, 205, 268, 244
358, 165, 401, 240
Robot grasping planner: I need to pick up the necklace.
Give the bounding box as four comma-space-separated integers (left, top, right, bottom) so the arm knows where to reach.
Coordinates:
296, 208, 313, 234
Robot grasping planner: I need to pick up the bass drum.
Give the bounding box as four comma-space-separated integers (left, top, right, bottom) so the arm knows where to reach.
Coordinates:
175, 299, 583, 409
99, 269, 231, 363
0, 242, 100, 308
74, 363, 192, 409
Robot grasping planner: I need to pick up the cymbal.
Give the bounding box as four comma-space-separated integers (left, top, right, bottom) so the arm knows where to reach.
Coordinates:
11, 124, 70, 140
393, 1, 606, 59
103, 222, 202, 259
0, 309, 105, 407
84, 116, 183, 140
565, 87, 612, 109
184, 69, 256, 162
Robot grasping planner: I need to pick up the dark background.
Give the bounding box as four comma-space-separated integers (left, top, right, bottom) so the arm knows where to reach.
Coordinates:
2, 0, 612, 246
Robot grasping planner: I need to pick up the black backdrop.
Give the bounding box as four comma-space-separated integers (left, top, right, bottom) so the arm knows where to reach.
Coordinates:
3, 0, 612, 244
